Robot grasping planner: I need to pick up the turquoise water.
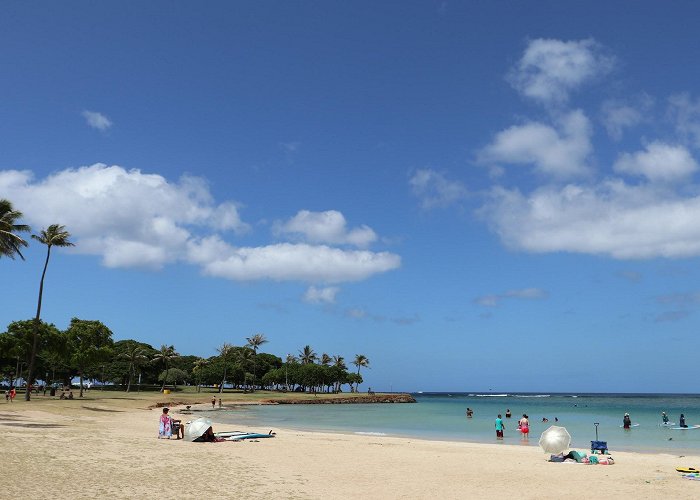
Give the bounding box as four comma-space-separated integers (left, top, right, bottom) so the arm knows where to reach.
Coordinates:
208, 393, 700, 454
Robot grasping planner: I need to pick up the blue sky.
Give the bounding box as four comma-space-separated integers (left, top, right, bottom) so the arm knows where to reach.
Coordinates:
3, 1, 700, 393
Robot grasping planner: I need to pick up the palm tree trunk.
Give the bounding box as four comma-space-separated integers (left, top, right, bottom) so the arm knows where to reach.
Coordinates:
126, 367, 132, 392
160, 364, 169, 392
25, 245, 51, 401
79, 372, 84, 398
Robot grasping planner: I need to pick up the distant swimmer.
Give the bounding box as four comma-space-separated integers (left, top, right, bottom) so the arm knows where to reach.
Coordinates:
466, 408, 473, 418
542, 417, 548, 423
554, 417, 558, 422
623, 413, 632, 429
505, 408, 512, 418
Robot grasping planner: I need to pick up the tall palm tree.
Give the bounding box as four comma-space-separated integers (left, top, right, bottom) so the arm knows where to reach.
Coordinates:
153, 344, 179, 392
192, 357, 208, 393
286, 353, 297, 364
25, 224, 74, 401
119, 342, 148, 392
332, 355, 346, 370
298, 345, 317, 365
0, 199, 30, 260
320, 353, 332, 366
217, 342, 235, 393
332, 355, 346, 393
245, 333, 268, 391
352, 354, 370, 393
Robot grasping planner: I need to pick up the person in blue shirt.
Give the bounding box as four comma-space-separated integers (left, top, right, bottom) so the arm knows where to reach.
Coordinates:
495, 414, 505, 440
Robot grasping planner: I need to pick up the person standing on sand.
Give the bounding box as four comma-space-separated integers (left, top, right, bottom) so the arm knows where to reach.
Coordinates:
211, 397, 216, 409
9, 387, 16, 402
218, 398, 222, 408
495, 414, 505, 440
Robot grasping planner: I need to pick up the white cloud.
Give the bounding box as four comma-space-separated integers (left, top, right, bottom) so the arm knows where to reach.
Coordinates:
82, 110, 112, 131
0, 165, 248, 269
614, 142, 698, 183
0, 165, 401, 284
303, 286, 340, 304
601, 96, 653, 141
481, 180, 700, 259
508, 38, 614, 105
668, 93, 700, 148
474, 288, 548, 307
479, 110, 592, 178
275, 210, 377, 247
187, 237, 400, 283
409, 169, 468, 209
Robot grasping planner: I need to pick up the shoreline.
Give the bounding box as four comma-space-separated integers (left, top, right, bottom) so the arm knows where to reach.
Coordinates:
3, 394, 700, 498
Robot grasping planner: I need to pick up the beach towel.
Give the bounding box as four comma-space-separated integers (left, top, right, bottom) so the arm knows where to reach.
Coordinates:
159, 415, 172, 438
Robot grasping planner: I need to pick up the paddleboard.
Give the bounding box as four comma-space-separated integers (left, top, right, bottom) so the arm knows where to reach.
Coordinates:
215, 431, 247, 438
225, 432, 276, 441
659, 422, 676, 427
619, 423, 640, 428
671, 425, 700, 430
676, 467, 700, 473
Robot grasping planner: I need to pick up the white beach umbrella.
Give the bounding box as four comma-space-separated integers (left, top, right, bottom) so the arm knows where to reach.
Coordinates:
185, 417, 212, 442
539, 426, 571, 454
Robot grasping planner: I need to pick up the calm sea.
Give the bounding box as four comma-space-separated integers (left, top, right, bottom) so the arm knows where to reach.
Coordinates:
208, 393, 700, 454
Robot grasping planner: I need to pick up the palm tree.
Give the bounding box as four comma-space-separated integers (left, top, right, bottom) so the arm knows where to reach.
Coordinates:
245, 333, 268, 391
286, 353, 297, 364
192, 357, 208, 393
332, 355, 346, 393
320, 353, 332, 366
298, 345, 317, 365
153, 345, 179, 392
119, 342, 148, 392
352, 354, 370, 393
217, 343, 235, 393
0, 199, 30, 260
25, 224, 74, 401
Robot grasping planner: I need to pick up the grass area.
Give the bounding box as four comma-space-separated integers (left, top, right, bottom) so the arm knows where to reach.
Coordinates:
0, 388, 386, 415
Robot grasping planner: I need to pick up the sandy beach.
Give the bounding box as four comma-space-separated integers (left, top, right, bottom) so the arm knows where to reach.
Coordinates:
2, 393, 699, 499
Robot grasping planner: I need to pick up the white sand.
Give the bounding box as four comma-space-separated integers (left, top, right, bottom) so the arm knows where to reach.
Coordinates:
1, 397, 699, 499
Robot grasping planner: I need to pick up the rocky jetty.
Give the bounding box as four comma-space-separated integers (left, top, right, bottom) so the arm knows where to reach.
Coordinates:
266, 393, 416, 404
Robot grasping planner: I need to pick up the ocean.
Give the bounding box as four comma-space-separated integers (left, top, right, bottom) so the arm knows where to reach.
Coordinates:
208, 393, 700, 454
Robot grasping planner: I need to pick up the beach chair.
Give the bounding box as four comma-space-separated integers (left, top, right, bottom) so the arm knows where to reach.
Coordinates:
590, 440, 608, 454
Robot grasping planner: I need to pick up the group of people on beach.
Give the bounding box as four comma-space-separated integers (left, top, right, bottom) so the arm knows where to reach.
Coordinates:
494, 412, 531, 440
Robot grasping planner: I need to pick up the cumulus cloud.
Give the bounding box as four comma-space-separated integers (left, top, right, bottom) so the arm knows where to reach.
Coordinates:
0, 164, 248, 268
481, 179, 700, 259
275, 210, 377, 247
479, 110, 592, 178
0, 165, 400, 284
474, 288, 548, 307
613, 142, 698, 183
187, 237, 400, 283
82, 110, 112, 131
303, 286, 340, 304
409, 169, 468, 209
508, 38, 615, 105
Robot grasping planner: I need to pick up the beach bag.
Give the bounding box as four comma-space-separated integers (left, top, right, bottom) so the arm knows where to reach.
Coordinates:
549, 454, 565, 462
